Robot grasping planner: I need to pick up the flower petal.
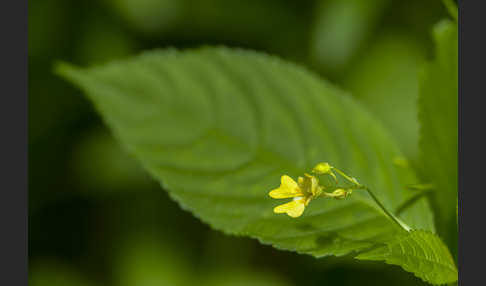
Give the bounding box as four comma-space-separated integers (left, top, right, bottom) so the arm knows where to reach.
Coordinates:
269, 175, 303, 198
273, 199, 306, 218
281, 175, 299, 189
269, 188, 300, 198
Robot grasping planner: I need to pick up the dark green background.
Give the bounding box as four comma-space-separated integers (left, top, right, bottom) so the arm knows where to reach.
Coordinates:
29, 0, 452, 285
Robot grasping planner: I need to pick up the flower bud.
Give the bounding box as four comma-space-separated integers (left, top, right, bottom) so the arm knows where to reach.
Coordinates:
329, 188, 352, 199
312, 162, 337, 182
312, 162, 331, 174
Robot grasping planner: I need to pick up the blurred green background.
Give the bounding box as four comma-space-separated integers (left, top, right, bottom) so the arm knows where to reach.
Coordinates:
29, 0, 452, 285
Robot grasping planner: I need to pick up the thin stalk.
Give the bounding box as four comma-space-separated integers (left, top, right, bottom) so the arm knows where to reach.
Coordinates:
363, 187, 411, 232
395, 189, 433, 215
325, 166, 411, 232
332, 168, 358, 184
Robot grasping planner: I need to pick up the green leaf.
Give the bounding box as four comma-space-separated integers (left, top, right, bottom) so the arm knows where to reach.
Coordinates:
344, 33, 424, 160
57, 47, 437, 277
107, 0, 308, 60
30, 260, 98, 286
71, 129, 154, 193
356, 230, 457, 285
441, 0, 458, 21
113, 232, 293, 286
113, 234, 192, 286
310, 0, 388, 74
200, 270, 293, 286
107, 0, 182, 35
418, 20, 458, 250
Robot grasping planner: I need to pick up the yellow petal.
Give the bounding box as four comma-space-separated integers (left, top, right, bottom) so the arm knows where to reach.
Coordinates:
269, 175, 303, 198
273, 198, 306, 218
281, 175, 298, 189
269, 188, 301, 198
308, 174, 320, 196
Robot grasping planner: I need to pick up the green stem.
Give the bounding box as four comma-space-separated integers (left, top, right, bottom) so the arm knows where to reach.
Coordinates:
405, 183, 435, 192
363, 187, 411, 232
332, 168, 358, 185
441, 0, 458, 21
326, 166, 411, 232
395, 189, 433, 215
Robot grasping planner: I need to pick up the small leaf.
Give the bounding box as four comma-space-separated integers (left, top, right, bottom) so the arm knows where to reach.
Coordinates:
356, 230, 457, 285
57, 47, 436, 278
418, 20, 458, 250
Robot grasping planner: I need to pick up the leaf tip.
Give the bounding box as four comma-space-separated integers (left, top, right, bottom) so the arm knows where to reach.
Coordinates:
52, 61, 86, 85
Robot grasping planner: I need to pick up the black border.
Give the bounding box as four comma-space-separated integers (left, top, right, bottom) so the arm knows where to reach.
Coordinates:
459, 0, 485, 285
1, 0, 28, 285
0, 0, 480, 284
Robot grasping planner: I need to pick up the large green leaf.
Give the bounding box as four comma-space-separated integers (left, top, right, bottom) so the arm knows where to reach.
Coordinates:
57, 47, 444, 280
30, 260, 98, 286
113, 233, 293, 286
71, 129, 154, 193
310, 0, 388, 75
356, 230, 457, 285
344, 33, 424, 160
418, 20, 458, 251
107, 0, 308, 60
113, 234, 192, 286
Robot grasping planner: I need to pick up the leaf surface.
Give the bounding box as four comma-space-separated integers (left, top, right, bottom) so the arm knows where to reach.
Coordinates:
57, 47, 448, 282
345, 34, 424, 159
310, 0, 388, 74
418, 20, 458, 251
356, 230, 457, 285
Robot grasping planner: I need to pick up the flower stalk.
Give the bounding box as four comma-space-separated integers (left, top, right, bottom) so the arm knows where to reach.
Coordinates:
360, 186, 411, 232
269, 162, 412, 232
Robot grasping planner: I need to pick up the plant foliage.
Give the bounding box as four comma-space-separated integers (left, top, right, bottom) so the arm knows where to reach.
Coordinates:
57, 47, 455, 284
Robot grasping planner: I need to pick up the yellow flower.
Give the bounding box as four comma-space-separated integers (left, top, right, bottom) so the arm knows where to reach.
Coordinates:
269, 174, 321, 218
